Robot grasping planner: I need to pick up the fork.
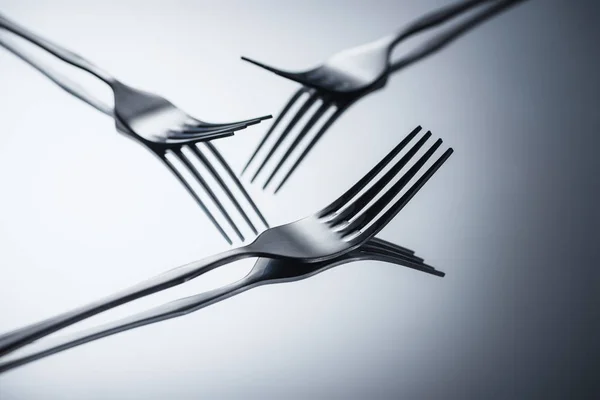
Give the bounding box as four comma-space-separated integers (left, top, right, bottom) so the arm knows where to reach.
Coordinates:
0, 125, 452, 357
241, 0, 526, 192
0, 237, 442, 374
0, 14, 271, 244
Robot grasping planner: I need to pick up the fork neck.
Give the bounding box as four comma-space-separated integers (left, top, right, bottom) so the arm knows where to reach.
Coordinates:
0, 13, 117, 86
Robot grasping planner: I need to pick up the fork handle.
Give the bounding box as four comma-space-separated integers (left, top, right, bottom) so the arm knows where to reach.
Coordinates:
0, 246, 252, 358
386, 0, 491, 51
0, 12, 116, 85
0, 275, 261, 374
0, 35, 113, 116
389, 0, 525, 73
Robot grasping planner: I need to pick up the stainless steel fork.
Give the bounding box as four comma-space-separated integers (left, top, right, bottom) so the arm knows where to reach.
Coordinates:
0, 125, 452, 357
0, 237, 443, 374
241, 0, 526, 192
0, 14, 271, 244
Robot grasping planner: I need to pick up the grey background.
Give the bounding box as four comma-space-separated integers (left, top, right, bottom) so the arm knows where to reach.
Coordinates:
0, 0, 598, 399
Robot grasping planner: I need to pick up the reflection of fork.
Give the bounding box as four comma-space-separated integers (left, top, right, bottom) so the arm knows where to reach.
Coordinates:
0, 14, 271, 244
0, 237, 442, 373
241, 0, 527, 192
0, 125, 452, 359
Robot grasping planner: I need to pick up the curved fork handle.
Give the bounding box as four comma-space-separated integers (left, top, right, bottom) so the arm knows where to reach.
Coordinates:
0, 12, 115, 84
389, 0, 527, 73
0, 249, 436, 373
0, 246, 250, 358
0, 276, 258, 374
0, 36, 113, 116
387, 0, 491, 51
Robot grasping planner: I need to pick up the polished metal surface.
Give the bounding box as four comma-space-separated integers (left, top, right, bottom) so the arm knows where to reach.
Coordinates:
241, 0, 527, 192
0, 125, 452, 360
0, 237, 443, 373
0, 14, 271, 244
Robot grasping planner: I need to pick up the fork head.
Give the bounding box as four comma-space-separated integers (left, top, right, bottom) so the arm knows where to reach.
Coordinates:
111, 81, 271, 149
247, 237, 445, 287
247, 125, 453, 262
242, 36, 395, 96
109, 81, 272, 245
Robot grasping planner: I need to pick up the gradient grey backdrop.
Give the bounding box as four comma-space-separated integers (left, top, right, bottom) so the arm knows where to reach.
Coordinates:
0, 0, 598, 399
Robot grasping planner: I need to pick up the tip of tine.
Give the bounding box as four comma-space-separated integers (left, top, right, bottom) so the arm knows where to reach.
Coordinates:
241, 56, 259, 65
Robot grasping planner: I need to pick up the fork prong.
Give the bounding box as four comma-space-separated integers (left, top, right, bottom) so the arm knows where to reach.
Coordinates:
340, 139, 443, 237
365, 243, 433, 270
250, 92, 320, 183
176, 122, 250, 136
347, 147, 453, 244
318, 125, 422, 218
160, 155, 233, 244
181, 122, 248, 134
183, 115, 270, 133
188, 115, 272, 129
173, 149, 245, 242
241, 56, 305, 84
262, 101, 331, 189
169, 129, 236, 143
242, 88, 309, 174
327, 131, 432, 226
360, 244, 442, 276
366, 242, 425, 265
360, 247, 445, 277
204, 143, 270, 229
188, 145, 259, 235
367, 238, 421, 260
273, 105, 348, 193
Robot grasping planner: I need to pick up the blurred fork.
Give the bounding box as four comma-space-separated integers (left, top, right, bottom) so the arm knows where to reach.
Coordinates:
0, 125, 452, 357
0, 14, 271, 244
241, 0, 526, 192
0, 237, 442, 374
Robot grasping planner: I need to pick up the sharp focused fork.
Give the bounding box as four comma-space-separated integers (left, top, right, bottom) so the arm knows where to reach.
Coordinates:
0, 14, 271, 244
0, 125, 452, 359
0, 237, 442, 374
241, 0, 527, 193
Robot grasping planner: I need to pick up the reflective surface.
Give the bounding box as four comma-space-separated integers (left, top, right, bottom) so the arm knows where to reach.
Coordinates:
0, 0, 597, 399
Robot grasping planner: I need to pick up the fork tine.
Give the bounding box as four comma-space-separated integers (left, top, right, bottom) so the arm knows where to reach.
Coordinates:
262, 101, 331, 189
348, 147, 453, 243
177, 122, 249, 136
318, 125, 422, 218
182, 116, 269, 134
366, 243, 425, 265
327, 130, 431, 226
250, 92, 320, 183
241, 56, 304, 84
274, 105, 348, 193
169, 129, 236, 142
340, 139, 443, 237
204, 143, 269, 228
360, 245, 442, 276
180, 122, 248, 134
173, 149, 245, 242
367, 238, 421, 260
361, 247, 445, 277
160, 155, 233, 244
188, 145, 259, 235
242, 88, 309, 174
188, 115, 272, 129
